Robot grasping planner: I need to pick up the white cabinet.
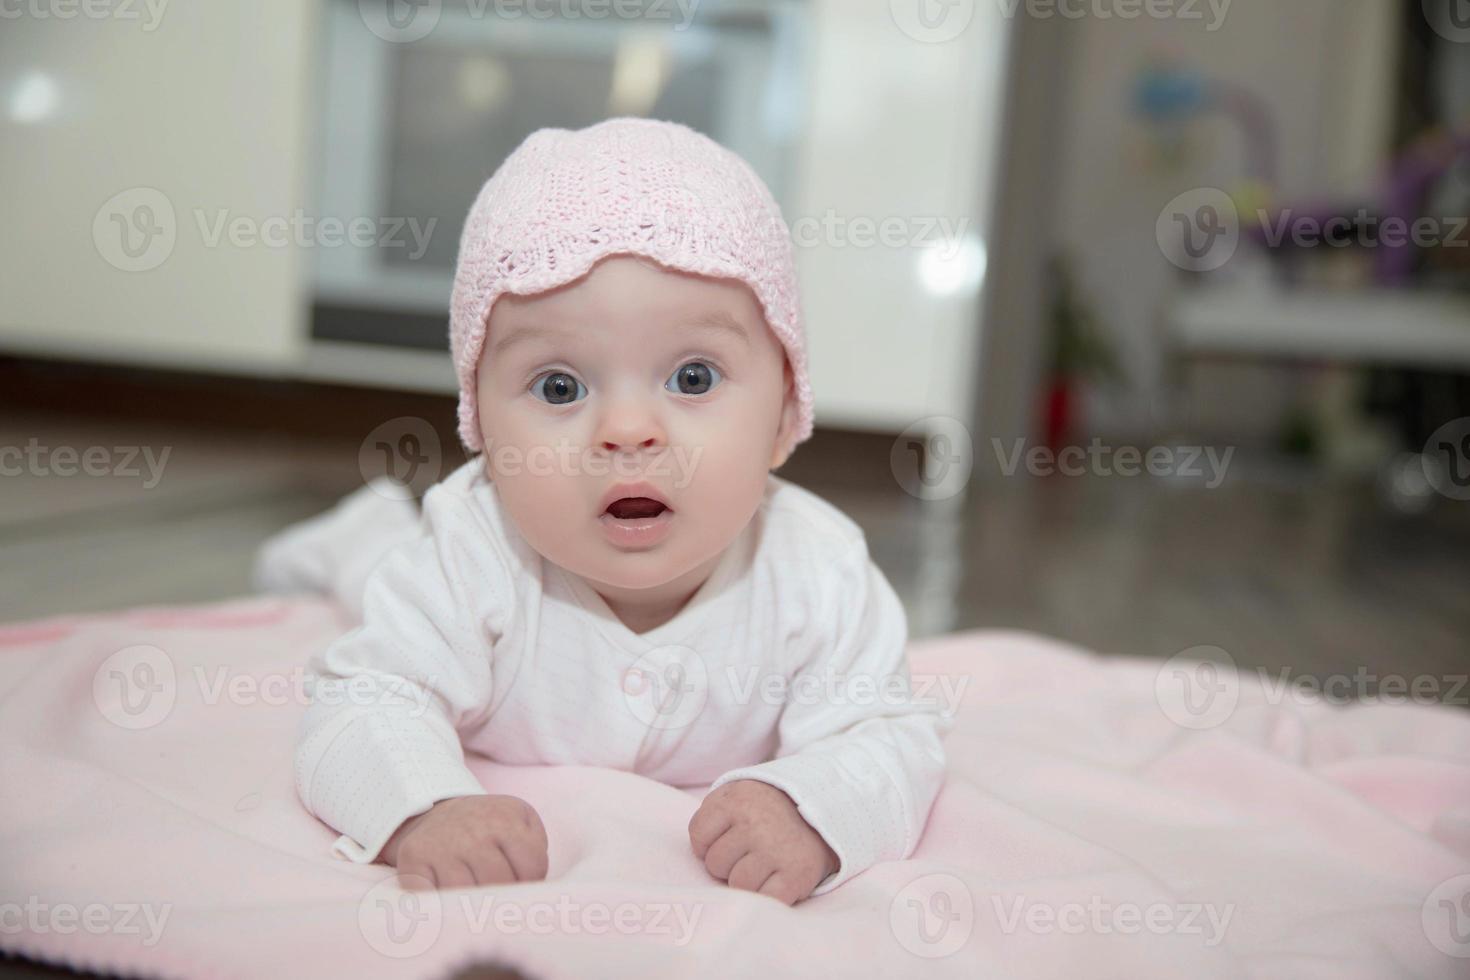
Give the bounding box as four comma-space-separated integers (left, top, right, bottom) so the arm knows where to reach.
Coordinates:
0, 1, 315, 374
794, 0, 1010, 432
0, 1, 1010, 439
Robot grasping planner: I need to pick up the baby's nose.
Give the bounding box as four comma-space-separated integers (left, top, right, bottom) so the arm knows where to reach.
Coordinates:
596, 400, 667, 453
601, 434, 661, 453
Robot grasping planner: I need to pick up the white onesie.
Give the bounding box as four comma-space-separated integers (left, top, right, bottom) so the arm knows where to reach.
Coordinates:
294, 459, 949, 894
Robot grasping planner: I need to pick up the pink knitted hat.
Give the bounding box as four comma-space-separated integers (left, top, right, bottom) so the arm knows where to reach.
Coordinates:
449, 117, 814, 457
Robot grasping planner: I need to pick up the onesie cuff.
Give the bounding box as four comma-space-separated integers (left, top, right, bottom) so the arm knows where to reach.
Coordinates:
299, 708, 488, 864
331, 765, 488, 864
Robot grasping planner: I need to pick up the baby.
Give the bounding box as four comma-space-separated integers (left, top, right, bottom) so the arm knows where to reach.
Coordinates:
285, 118, 947, 906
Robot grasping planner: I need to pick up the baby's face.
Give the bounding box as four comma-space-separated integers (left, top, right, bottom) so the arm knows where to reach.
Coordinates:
476, 254, 796, 593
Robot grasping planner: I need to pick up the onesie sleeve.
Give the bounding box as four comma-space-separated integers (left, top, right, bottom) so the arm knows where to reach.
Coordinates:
709, 538, 950, 894
293, 475, 512, 863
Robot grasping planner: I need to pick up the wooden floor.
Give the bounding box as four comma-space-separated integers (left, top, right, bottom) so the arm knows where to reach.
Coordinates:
3, 410, 1467, 691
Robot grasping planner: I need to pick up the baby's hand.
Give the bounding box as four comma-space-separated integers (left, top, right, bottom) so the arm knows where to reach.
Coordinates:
381, 794, 549, 890
688, 780, 838, 906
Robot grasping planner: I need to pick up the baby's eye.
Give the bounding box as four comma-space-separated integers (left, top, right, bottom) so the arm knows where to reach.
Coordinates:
531, 371, 586, 405
665, 361, 722, 396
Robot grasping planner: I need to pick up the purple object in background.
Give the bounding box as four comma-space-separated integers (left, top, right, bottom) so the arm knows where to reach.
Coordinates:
1244, 133, 1470, 286
1376, 133, 1470, 286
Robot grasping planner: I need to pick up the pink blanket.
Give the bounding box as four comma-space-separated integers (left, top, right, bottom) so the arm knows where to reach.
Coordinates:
1, 597, 1467, 979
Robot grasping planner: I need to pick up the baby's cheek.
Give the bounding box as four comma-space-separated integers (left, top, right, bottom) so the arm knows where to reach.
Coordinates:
680, 449, 768, 535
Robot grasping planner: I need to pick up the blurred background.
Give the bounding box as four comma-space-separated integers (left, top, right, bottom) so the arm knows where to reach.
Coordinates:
1, 0, 1467, 696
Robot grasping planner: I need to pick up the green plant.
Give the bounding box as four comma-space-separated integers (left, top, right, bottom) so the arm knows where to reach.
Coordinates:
1046, 254, 1126, 385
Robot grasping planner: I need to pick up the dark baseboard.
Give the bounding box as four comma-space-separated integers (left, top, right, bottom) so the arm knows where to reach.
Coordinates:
0, 354, 905, 490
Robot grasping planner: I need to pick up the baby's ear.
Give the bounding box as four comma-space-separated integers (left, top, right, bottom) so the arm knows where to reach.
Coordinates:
768, 360, 799, 471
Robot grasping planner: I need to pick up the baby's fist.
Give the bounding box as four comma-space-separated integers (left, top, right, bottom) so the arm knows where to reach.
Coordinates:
688, 780, 838, 906
381, 794, 549, 890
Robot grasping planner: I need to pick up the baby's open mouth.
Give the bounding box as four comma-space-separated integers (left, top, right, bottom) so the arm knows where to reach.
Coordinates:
604, 497, 670, 520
